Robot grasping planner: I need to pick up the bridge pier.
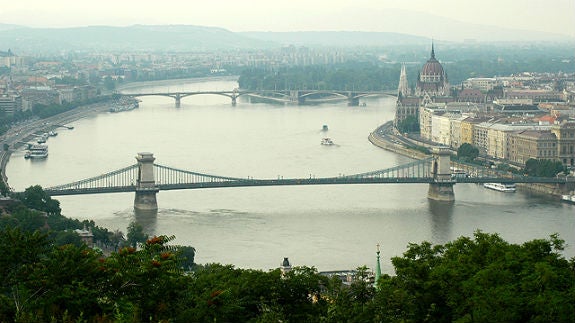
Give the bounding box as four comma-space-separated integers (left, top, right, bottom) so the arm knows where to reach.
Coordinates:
134, 152, 159, 211
428, 147, 455, 202
347, 93, 359, 106
231, 95, 237, 106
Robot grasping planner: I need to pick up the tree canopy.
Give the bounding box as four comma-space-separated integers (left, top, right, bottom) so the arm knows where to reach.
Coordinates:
457, 143, 479, 162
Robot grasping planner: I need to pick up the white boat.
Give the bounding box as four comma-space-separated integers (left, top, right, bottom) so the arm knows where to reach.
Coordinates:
561, 193, 575, 204
321, 138, 334, 145
26, 144, 48, 159
36, 133, 48, 143
483, 182, 516, 192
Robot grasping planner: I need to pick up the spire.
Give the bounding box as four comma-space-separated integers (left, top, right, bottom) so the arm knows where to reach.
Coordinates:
431, 41, 436, 59
375, 244, 381, 289
398, 63, 409, 97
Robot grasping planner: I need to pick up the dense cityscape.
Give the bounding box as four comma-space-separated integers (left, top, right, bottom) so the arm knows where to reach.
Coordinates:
0, 22, 574, 323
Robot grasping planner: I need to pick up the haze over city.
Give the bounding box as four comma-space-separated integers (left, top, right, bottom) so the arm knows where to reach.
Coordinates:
1, 0, 574, 41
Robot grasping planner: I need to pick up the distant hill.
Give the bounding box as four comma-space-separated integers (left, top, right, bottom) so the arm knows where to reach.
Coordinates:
239, 31, 429, 47
0, 25, 276, 53
0, 22, 571, 55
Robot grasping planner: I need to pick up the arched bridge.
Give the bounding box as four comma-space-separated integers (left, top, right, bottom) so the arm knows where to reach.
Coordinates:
119, 89, 397, 107
40, 150, 574, 210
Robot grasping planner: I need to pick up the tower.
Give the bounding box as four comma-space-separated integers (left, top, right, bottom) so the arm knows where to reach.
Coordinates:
398, 64, 410, 97
415, 42, 449, 97
280, 257, 292, 276
134, 152, 159, 210
375, 244, 382, 289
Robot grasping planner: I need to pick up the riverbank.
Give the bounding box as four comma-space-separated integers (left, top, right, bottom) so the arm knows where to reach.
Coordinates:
0, 101, 113, 188
368, 122, 574, 199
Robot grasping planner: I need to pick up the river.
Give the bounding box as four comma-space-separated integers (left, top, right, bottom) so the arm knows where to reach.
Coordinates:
6, 78, 575, 273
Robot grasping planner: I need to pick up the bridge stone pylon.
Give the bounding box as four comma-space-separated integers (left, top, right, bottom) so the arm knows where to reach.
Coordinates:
134, 152, 159, 210
428, 147, 455, 202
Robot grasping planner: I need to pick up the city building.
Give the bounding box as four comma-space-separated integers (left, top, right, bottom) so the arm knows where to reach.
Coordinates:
394, 43, 453, 127
552, 120, 575, 167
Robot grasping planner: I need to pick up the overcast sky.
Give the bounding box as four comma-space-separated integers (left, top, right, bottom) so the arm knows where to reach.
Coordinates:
1, 0, 573, 38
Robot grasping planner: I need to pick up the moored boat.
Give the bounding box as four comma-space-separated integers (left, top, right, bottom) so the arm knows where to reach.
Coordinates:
483, 182, 516, 192
26, 144, 48, 159
321, 138, 334, 145
561, 193, 575, 204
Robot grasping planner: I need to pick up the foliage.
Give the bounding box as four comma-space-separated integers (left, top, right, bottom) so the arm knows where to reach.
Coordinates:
239, 62, 401, 91
0, 224, 573, 322
524, 158, 568, 177
376, 231, 575, 323
126, 221, 148, 248
0, 177, 9, 196
11, 185, 61, 215
396, 115, 420, 133
457, 143, 480, 162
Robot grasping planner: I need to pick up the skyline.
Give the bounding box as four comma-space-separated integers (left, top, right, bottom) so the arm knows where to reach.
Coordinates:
1, 0, 574, 41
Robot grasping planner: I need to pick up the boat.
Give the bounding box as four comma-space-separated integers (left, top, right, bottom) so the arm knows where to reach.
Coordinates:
26, 144, 48, 159
561, 193, 575, 204
48, 131, 58, 136
36, 133, 48, 143
322, 125, 329, 132
483, 182, 516, 192
109, 99, 139, 113
321, 138, 334, 145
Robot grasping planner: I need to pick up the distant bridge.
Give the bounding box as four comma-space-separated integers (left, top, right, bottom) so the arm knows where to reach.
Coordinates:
119, 89, 397, 107
40, 150, 574, 210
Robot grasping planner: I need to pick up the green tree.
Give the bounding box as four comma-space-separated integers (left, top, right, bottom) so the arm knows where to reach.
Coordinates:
524, 158, 567, 177
374, 231, 575, 323
15, 185, 61, 215
457, 143, 479, 161
396, 115, 420, 133
0, 178, 9, 197
126, 221, 148, 248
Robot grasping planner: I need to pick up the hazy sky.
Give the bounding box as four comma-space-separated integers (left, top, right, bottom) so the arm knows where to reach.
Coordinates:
1, 0, 573, 37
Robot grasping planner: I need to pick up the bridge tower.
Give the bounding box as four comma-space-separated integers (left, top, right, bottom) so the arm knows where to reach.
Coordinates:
231, 88, 238, 106
428, 147, 455, 202
134, 152, 159, 210
174, 94, 181, 108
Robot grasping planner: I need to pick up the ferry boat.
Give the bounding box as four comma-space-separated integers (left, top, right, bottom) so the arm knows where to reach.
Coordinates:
321, 138, 334, 146
25, 144, 48, 159
483, 182, 516, 192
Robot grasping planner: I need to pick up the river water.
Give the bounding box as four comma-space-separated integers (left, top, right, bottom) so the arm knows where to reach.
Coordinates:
6, 78, 575, 273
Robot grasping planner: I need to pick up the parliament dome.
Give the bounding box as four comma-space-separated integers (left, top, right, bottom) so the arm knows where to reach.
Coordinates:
416, 43, 449, 97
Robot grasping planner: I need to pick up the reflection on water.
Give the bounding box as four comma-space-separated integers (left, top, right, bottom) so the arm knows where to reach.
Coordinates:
428, 199, 454, 245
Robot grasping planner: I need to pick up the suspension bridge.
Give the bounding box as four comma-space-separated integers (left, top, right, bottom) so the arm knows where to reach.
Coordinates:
39, 149, 573, 210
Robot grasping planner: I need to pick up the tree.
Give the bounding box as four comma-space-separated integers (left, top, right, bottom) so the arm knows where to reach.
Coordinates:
396, 115, 420, 133
126, 221, 148, 248
524, 158, 567, 177
0, 178, 9, 197
15, 185, 61, 215
374, 231, 575, 322
457, 143, 479, 161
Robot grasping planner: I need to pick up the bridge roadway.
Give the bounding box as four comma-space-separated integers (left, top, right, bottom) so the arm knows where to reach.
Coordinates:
119, 89, 397, 106
43, 175, 571, 197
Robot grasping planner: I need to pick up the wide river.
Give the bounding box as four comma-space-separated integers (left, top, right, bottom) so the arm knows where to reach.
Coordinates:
6, 78, 575, 273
